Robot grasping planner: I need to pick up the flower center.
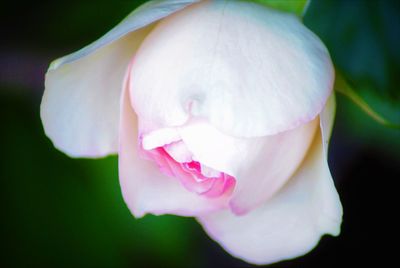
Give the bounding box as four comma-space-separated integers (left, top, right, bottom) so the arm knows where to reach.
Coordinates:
139, 139, 235, 198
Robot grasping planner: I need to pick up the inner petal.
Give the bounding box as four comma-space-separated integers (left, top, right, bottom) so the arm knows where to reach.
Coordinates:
139, 135, 236, 198
164, 141, 193, 163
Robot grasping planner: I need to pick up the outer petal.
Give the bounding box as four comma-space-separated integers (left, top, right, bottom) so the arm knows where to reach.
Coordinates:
41, 0, 199, 157
119, 63, 231, 218
197, 94, 342, 265
129, 0, 334, 137
177, 118, 318, 215
320, 92, 336, 155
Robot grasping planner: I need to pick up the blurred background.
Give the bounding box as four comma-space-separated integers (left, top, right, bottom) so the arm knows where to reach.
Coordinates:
1, 0, 399, 267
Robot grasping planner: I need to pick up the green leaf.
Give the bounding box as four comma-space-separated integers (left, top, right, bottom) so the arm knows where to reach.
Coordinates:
334, 71, 400, 130
249, 0, 310, 17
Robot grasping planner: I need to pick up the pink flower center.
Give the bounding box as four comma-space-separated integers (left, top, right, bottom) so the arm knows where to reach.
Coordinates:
139, 139, 235, 198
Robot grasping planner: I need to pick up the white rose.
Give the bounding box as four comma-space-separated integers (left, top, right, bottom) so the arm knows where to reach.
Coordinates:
41, 0, 342, 264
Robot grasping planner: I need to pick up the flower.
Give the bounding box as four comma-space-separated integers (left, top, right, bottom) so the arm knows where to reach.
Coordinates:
41, 0, 342, 265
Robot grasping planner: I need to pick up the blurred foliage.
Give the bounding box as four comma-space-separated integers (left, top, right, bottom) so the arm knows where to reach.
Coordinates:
0, 0, 399, 268
305, 0, 400, 154
249, 0, 309, 16
335, 71, 400, 129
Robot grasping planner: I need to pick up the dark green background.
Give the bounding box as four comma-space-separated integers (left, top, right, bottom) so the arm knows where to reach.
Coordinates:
1, 0, 399, 267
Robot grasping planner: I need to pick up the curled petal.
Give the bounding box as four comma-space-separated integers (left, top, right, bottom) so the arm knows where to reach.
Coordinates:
197, 124, 342, 265
41, 0, 199, 157
49, 0, 200, 69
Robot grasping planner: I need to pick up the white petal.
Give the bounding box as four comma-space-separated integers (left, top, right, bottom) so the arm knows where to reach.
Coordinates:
130, 0, 334, 137
320, 92, 336, 155
49, 0, 200, 69
177, 118, 317, 215
142, 128, 181, 150
119, 64, 230, 217
197, 131, 342, 265
41, 0, 199, 157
